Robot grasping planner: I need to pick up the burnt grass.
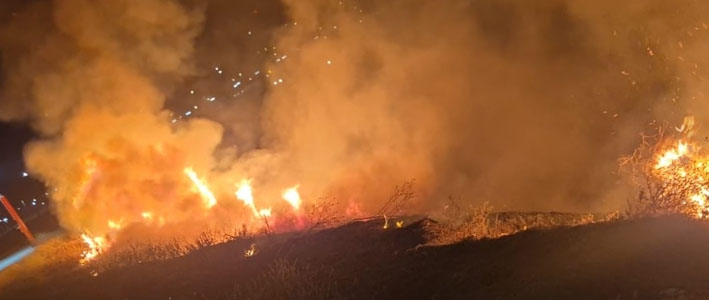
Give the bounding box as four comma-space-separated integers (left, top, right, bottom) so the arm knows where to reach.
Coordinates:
3, 215, 709, 299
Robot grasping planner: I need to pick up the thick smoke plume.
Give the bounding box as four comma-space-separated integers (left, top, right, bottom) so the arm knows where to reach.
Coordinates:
0, 0, 224, 233
258, 0, 709, 213
1, 0, 709, 235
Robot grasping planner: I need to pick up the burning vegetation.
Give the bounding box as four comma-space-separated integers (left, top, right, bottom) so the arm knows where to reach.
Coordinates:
622, 116, 709, 219
5, 0, 709, 298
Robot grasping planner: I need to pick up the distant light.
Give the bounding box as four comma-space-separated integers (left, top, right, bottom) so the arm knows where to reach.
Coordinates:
327, 60, 332, 65
21, 172, 28, 177
233, 81, 241, 88
190, 90, 195, 95
185, 111, 192, 116
2, 218, 7, 223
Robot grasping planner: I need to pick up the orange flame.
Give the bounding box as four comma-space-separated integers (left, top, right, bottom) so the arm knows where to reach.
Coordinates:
655, 141, 689, 169
650, 116, 709, 218
282, 185, 301, 211
80, 233, 109, 264
184, 167, 218, 209
236, 179, 260, 216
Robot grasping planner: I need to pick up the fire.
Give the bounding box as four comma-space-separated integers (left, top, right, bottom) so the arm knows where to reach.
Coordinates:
655, 141, 689, 169
141, 211, 153, 220
80, 233, 110, 265
258, 208, 272, 217
648, 116, 709, 218
396, 220, 404, 228
184, 167, 218, 208
236, 179, 259, 216
244, 243, 257, 257
107, 219, 123, 230
282, 185, 301, 210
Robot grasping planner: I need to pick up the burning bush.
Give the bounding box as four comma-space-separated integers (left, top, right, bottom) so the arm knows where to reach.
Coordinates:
621, 116, 709, 218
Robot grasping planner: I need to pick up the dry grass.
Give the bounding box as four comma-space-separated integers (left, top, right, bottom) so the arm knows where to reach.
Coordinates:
89, 223, 253, 271
426, 198, 619, 245
231, 259, 343, 300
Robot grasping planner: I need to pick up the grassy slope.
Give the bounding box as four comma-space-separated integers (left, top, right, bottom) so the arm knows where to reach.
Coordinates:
2, 215, 709, 299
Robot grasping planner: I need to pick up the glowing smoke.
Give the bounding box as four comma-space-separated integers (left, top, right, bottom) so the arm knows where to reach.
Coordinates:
2, 0, 709, 237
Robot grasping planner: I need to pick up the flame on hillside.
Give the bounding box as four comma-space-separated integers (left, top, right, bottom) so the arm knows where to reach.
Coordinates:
629, 116, 709, 218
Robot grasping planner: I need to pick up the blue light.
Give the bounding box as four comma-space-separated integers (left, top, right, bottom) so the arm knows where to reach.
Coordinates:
0, 247, 34, 272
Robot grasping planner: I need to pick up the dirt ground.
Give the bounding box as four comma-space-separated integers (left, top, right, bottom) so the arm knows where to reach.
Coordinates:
2, 215, 709, 299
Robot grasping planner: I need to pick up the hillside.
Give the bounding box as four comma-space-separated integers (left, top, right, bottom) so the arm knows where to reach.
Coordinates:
1, 215, 708, 299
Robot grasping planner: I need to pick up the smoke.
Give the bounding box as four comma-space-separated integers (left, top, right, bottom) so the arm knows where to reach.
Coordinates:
257, 0, 707, 213
0, 0, 223, 233
1, 0, 709, 235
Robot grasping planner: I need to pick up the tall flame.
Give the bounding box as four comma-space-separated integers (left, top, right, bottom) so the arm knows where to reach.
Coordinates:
184, 167, 218, 209
236, 179, 259, 216
282, 185, 301, 211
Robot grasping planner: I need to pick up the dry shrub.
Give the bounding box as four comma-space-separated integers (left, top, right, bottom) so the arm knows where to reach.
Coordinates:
619, 122, 705, 218
306, 197, 344, 232
426, 199, 494, 245
377, 180, 417, 217
231, 259, 343, 300
427, 198, 619, 245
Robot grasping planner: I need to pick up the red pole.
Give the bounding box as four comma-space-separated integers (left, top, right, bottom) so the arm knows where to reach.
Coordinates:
0, 195, 35, 244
